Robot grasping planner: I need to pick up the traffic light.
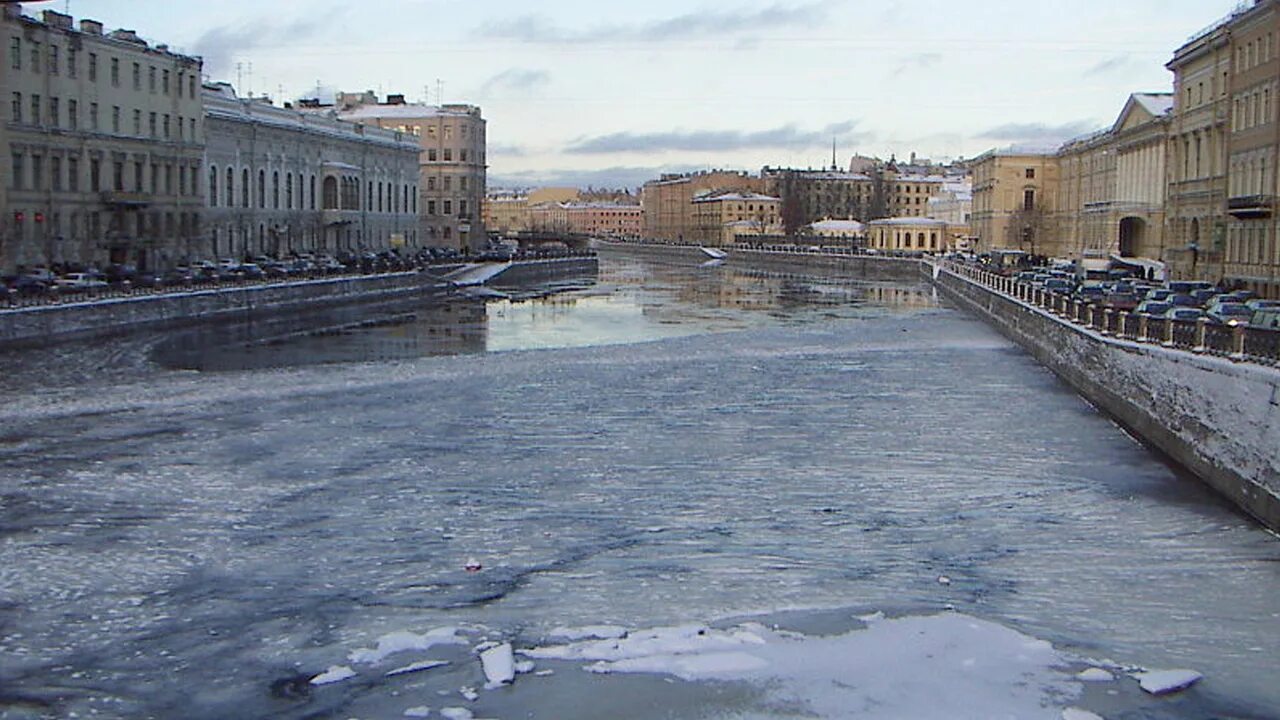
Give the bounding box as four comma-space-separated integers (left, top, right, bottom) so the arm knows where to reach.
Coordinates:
13, 211, 23, 223
33, 212, 44, 223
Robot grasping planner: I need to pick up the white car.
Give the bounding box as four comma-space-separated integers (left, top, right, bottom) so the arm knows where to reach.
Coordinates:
55, 273, 109, 290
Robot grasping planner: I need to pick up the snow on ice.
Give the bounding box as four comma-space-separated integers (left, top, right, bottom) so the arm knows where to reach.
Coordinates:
349, 627, 468, 665
309, 665, 356, 686
1131, 668, 1203, 695
479, 643, 516, 688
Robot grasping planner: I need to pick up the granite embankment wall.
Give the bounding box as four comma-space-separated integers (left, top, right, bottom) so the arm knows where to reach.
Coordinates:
599, 242, 922, 282
0, 257, 597, 347
933, 264, 1280, 533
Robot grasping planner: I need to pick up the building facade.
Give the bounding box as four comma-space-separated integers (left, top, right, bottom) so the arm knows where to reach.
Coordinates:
761, 168, 875, 235
1165, 18, 1233, 281
1223, 1, 1280, 296
1055, 93, 1171, 264
2, 7, 204, 272
202, 83, 419, 261
334, 97, 486, 251
970, 151, 1060, 256
689, 191, 782, 246
866, 217, 949, 253
641, 170, 763, 242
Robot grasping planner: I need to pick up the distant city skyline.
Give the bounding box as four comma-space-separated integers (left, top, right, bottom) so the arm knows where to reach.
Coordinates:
39, 0, 1244, 186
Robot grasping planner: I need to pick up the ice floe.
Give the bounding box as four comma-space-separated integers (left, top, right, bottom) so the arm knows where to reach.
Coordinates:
349, 627, 468, 665
1062, 709, 1103, 720
479, 643, 515, 688
1131, 668, 1203, 695
309, 665, 356, 686
1076, 667, 1114, 682
386, 659, 450, 677
403, 707, 432, 718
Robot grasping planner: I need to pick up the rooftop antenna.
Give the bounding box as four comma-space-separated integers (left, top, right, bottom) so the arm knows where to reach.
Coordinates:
436, 78, 444, 105
247, 61, 254, 97
235, 62, 243, 93
832, 137, 839, 171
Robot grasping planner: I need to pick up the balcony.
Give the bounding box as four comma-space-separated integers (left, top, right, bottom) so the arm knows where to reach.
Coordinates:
100, 191, 152, 208
1227, 194, 1274, 219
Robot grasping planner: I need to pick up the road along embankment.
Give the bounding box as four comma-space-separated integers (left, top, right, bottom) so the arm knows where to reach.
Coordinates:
933, 263, 1280, 533
0, 257, 598, 347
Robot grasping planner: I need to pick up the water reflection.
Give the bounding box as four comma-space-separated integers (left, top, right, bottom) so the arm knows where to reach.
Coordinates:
152, 249, 941, 371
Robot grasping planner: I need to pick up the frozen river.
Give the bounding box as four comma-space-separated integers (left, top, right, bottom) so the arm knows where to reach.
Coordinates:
1, 248, 1278, 719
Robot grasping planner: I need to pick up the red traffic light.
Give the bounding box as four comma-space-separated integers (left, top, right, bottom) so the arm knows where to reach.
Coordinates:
13, 211, 24, 223
33, 212, 44, 223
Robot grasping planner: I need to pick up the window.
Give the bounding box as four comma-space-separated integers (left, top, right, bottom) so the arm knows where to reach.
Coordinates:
310, 175, 316, 210
210, 166, 218, 206
149, 111, 156, 137
460, 149, 468, 162
68, 99, 77, 129
189, 75, 196, 97
10, 92, 19, 123
443, 149, 452, 162
272, 171, 279, 209
241, 168, 249, 207
461, 177, 468, 191
150, 162, 158, 194
428, 149, 438, 162
134, 161, 143, 192
460, 200, 468, 217
1023, 189, 1035, 211
68, 157, 79, 191
133, 109, 141, 136
48, 97, 58, 128
48, 45, 58, 75
90, 158, 100, 192
10, 153, 23, 190
427, 200, 436, 215
88, 53, 97, 81
1025, 168, 1035, 179
112, 106, 120, 133
132, 62, 141, 90
163, 114, 170, 139
9, 37, 19, 70
30, 94, 40, 125
427, 177, 436, 190
286, 173, 293, 209
67, 48, 76, 77
443, 200, 452, 215
148, 65, 156, 93
443, 177, 452, 191
29, 40, 39, 72
30, 155, 43, 191
225, 167, 234, 207
111, 57, 119, 86
257, 169, 265, 208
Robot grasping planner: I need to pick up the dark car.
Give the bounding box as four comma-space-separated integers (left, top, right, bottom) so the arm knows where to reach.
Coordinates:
161, 269, 194, 287
1136, 300, 1172, 316
1206, 303, 1253, 326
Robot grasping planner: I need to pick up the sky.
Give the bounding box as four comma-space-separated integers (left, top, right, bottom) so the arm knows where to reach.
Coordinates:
31, 0, 1245, 188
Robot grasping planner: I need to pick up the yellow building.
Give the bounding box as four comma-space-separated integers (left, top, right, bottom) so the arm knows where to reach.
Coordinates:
866, 217, 948, 253
970, 151, 1060, 256
1165, 18, 1232, 281
1223, 1, 1280, 296
1055, 93, 1171, 266
690, 191, 782, 246
642, 171, 763, 242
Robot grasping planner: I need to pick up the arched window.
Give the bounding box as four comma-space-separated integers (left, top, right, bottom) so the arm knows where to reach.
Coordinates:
310, 175, 316, 210
272, 171, 280, 209
258, 169, 266, 208
323, 176, 339, 210
286, 172, 294, 209
241, 168, 249, 208
209, 165, 218, 206
225, 167, 234, 208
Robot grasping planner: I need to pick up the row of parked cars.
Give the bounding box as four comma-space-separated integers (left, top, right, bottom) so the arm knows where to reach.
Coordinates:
1014, 268, 1280, 329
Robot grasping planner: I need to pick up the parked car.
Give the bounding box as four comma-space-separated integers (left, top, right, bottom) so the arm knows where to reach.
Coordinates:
1044, 278, 1074, 294
1189, 288, 1219, 306
1075, 285, 1106, 303
1245, 298, 1280, 312
1136, 300, 1172, 317
1206, 302, 1253, 326
1165, 307, 1207, 322
1103, 292, 1139, 311
1145, 288, 1174, 302
1169, 280, 1216, 294
1168, 293, 1199, 307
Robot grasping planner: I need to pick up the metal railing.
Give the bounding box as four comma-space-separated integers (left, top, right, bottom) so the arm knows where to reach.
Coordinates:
938, 260, 1280, 367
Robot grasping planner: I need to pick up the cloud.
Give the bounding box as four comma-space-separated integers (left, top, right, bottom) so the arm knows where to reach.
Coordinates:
192, 7, 347, 80
1084, 55, 1138, 76
478, 69, 551, 98
893, 52, 942, 76
488, 142, 530, 158
490, 165, 710, 191
566, 121, 871, 155
975, 120, 1099, 144
476, 2, 831, 44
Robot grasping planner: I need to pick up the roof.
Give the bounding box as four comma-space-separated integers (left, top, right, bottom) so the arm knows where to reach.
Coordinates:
809, 220, 865, 232
336, 103, 482, 122
1132, 93, 1174, 117
202, 84, 419, 153
693, 192, 780, 203
868, 217, 948, 227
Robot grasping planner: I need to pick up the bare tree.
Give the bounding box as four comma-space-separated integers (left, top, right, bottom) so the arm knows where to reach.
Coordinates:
1007, 204, 1051, 257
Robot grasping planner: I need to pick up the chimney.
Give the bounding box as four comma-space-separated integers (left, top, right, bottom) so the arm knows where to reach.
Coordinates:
43, 10, 73, 29
80, 19, 104, 35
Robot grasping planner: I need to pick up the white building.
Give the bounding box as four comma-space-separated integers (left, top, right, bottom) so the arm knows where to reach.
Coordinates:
867, 217, 949, 253
2, 6, 204, 272
202, 84, 420, 261
331, 97, 487, 251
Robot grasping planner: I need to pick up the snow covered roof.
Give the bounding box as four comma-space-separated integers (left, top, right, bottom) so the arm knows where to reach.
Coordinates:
336, 103, 482, 121
693, 192, 780, 203
809, 220, 865, 232
1133, 93, 1174, 117
203, 85, 419, 153
868, 217, 948, 227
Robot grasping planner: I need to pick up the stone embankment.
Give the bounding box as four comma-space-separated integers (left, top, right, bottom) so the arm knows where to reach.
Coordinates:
0, 256, 597, 347
932, 262, 1280, 533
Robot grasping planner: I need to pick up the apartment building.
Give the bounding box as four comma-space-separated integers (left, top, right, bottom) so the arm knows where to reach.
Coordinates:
689, 191, 782, 246
761, 168, 875, 235
970, 151, 1061, 255
334, 96, 486, 251
202, 83, 419, 261
2, 7, 204, 272
641, 171, 764, 242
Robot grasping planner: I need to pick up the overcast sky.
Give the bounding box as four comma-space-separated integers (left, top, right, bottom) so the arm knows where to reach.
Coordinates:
46, 0, 1241, 187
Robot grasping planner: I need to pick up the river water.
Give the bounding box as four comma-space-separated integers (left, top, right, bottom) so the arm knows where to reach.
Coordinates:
0, 247, 1277, 720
